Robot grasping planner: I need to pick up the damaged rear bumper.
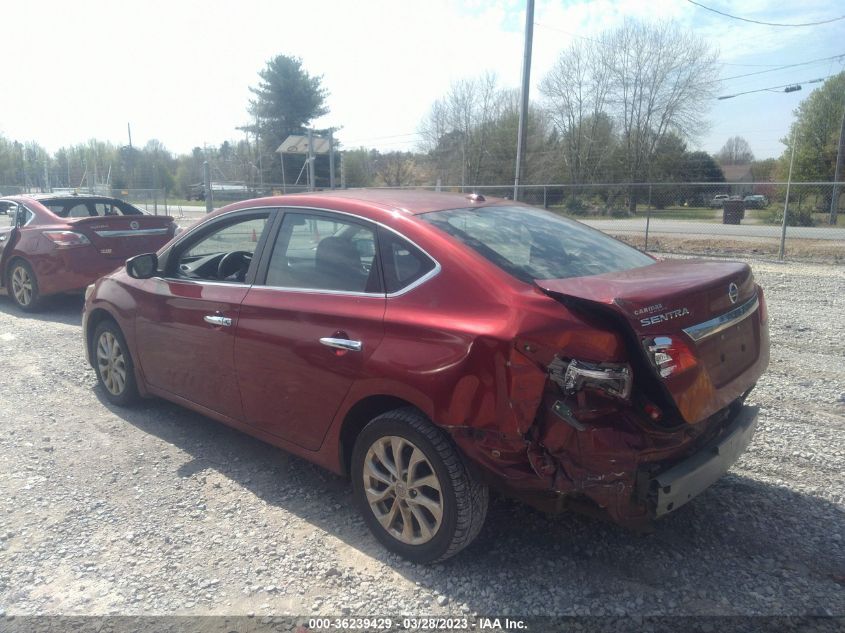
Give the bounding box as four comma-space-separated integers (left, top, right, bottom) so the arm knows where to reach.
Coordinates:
651, 404, 758, 517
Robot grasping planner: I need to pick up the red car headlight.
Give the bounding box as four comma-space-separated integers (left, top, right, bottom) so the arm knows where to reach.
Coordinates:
43, 231, 91, 248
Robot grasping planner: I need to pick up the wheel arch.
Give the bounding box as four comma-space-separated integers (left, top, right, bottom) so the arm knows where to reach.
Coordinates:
338, 394, 423, 475
2, 254, 31, 288
85, 307, 120, 366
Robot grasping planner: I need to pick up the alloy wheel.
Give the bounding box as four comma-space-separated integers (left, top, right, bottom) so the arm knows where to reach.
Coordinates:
97, 331, 127, 396
11, 266, 33, 306
362, 435, 444, 545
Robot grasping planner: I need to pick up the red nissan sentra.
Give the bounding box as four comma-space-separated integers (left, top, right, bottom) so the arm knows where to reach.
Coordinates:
0, 194, 177, 311
82, 190, 769, 562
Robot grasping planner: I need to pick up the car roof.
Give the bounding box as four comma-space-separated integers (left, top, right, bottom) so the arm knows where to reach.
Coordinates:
222, 189, 516, 216
0, 193, 125, 203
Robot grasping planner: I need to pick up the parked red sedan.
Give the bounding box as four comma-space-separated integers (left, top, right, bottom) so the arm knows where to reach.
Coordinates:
0, 194, 176, 311
82, 190, 769, 562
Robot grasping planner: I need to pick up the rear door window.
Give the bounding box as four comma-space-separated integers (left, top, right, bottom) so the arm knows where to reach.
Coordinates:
263, 212, 381, 293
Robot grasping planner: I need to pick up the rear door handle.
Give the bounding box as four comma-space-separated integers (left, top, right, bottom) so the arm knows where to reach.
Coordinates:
204, 314, 233, 327
319, 337, 363, 352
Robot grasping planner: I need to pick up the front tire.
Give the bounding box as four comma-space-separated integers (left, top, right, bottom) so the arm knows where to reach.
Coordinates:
93, 320, 139, 406
351, 408, 488, 563
7, 260, 42, 312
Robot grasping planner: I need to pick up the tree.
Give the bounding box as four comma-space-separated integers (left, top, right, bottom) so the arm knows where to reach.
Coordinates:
419, 73, 503, 186
540, 40, 614, 184
341, 148, 376, 187
373, 151, 424, 187
244, 55, 329, 183
717, 136, 754, 165
780, 72, 844, 182
603, 21, 719, 210
538, 20, 719, 209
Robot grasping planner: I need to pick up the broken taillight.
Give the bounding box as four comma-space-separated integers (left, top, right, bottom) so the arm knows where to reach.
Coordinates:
643, 336, 698, 378
549, 358, 632, 400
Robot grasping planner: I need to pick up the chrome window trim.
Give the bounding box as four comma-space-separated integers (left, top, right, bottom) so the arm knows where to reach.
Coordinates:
94, 228, 170, 237
161, 204, 442, 298
252, 284, 384, 298
682, 294, 759, 342
157, 277, 251, 289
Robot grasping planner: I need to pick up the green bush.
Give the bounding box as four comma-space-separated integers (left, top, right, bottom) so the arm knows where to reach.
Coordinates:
764, 207, 815, 227
564, 197, 589, 216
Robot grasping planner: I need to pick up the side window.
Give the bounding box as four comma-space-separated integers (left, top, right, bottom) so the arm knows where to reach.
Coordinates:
378, 229, 436, 294
115, 201, 143, 215
174, 213, 270, 282
3, 203, 18, 227
265, 212, 380, 293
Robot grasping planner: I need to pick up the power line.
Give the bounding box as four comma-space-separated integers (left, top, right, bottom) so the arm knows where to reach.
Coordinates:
718, 53, 845, 82
717, 76, 831, 100
685, 0, 845, 27
533, 21, 603, 44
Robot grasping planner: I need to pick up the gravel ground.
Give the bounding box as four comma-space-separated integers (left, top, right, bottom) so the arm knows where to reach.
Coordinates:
0, 257, 842, 618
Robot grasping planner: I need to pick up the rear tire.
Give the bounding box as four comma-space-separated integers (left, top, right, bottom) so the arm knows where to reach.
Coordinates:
351, 408, 488, 563
7, 260, 42, 312
93, 320, 139, 406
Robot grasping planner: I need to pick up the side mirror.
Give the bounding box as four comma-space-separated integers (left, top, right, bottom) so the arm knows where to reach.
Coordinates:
126, 253, 159, 279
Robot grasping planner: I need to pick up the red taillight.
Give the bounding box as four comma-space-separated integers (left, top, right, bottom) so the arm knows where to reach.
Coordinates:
43, 231, 91, 248
757, 287, 768, 324
644, 336, 698, 378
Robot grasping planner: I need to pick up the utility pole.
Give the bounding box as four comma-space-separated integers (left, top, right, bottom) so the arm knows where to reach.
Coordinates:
830, 97, 845, 225
127, 123, 135, 189
329, 129, 336, 190
307, 129, 316, 191
203, 161, 213, 213
779, 126, 798, 260
513, 0, 534, 201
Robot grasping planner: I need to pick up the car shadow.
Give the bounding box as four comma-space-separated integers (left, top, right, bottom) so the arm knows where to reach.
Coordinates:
93, 388, 844, 615
0, 292, 84, 326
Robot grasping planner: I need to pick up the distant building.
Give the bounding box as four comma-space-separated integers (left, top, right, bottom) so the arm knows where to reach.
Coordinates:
719, 164, 753, 194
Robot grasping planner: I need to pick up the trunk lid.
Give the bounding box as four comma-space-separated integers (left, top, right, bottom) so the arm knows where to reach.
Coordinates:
536, 259, 768, 424
68, 215, 175, 260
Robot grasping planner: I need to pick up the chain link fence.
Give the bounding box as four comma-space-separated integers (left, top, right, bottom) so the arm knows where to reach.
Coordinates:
3, 181, 842, 262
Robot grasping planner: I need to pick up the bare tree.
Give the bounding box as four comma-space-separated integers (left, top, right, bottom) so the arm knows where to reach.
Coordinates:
717, 136, 755, 165
419, 72, 504, 186
540, 40, 614, 184
603, 21, 719, 209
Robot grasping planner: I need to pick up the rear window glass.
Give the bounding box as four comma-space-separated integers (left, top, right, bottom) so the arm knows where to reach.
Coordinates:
421, 205, 654, 282
43, 199, 143, 218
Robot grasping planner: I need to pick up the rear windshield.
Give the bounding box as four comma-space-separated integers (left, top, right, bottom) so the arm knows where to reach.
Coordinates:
43, 199, 143, 218
421, 205, 654, 283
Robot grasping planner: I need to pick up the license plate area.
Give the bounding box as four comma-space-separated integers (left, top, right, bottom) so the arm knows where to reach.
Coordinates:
697, 316, 759, 387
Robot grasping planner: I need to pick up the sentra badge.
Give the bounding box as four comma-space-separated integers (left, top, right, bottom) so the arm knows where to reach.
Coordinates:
640, 307, 690, 327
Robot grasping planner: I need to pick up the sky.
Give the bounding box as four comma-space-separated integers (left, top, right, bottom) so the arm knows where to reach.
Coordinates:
1, 0, 843, 163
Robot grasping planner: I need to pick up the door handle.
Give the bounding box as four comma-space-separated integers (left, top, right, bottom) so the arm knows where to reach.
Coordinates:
204, 314, 233, 327
319, 337, 363, 352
